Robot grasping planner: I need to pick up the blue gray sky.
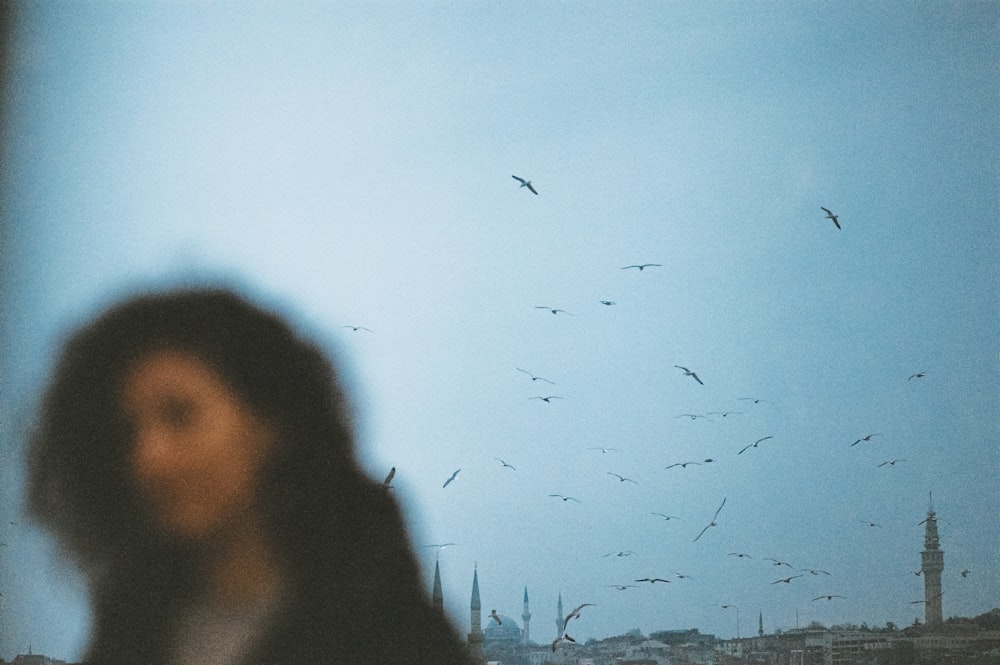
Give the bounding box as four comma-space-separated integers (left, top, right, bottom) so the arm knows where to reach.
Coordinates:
1, 2, 997, 660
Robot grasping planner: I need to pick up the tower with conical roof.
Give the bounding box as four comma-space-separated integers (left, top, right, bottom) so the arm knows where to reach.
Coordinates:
522, 587, 532, 645
432, 558, 444, 614
469, 566, 484, 657
920, 493, 944, 626
555, 592, 564, 639
758, 611, 764, 637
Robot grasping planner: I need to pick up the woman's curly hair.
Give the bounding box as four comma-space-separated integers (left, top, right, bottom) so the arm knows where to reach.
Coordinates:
24, 287, 466, 664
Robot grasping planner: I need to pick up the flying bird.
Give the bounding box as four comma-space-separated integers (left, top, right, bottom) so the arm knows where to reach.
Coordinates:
607, 472, 639, 484
635, 578, 671, 584
676, 413, 712, 421
382, 466, 396, 488
535, 306, 572, 315
813, 595, 845, 601
693, 497, 726, 542
442, 469, 461, 488
738, 436, 773, 455
548, 494, 581, 503
340, 325, 373, 332
708, 411, 743, 418
562, 603, 596, 632
599, 300, 616, 306
766, 558, 796, 569
803, 568, 832, 576
588, 447, 620, 453
861, 520, 881, 528
666, 461, 702, 469
530, 395, 563, 403
820, 206, 841, 229
489, 609, 502, 625
516, 367, 555, 384
908, 372, 927, 381
512, 175, 538, 195
494, 457, 516, 470
651, 513, 681, 521
850, 434, 880, 447
424, 542, 457, 553
738, 397, 773, 405
877, 459, 906, 467
674, 366, 704, 385
606, 585, 637, 591
960, 569, 971, 578
728, 552, 753, 559
621, 264, 662, 271
772, 575, 803, 584
602, 551, 636, 558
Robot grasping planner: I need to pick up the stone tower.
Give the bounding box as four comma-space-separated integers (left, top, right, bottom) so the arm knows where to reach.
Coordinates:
522, 587, 532, 645
432, 558, 444, 614
469, 566, 484, 656
555, 592, 564, 638
920, 494, 944, 625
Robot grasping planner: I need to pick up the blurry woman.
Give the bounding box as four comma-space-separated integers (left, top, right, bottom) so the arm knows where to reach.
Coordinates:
27, 286, 474, 665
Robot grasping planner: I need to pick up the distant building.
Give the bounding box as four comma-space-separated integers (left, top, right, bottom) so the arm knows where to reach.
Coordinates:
920, 493, 945, 626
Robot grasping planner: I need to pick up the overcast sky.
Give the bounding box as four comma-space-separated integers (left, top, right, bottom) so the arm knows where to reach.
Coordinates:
1, 2, 997, 660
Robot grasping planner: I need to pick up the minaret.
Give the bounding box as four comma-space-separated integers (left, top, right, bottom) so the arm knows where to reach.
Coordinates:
522, 587, 532, 645
555, 592, 564, 638
468, 566, 484, 656
432, 558, 444, 614
920, 493, 944, 626
758, 611, 764, 637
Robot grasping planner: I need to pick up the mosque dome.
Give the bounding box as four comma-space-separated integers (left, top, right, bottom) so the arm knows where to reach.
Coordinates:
483, 615, 522, 643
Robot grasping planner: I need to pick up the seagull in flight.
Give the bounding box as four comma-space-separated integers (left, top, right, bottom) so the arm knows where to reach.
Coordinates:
341, 325, 373, 332
694, 497, 726, 542
766, 558, 796, 569
516, 367, 555, 384
850, 433, 880, 447
861, 520, 881, 528
548, 494, 581, 503
562, 602, 596, 632
442, 469, 461, 488
738, 436, 773, 455
877, 459, 906, 467
588, 447, 620, 453
599, 300, 616, 306
908, 371, 927, 381
651, 513, 680, 521
424, 542, 457, 553
772, 575, 803, 584
607, 472, 639, 484
676, 413, 712, 421
621, 264, 662, 271
666, 461, 702, 469
674, 365, 704, 385
738, 397, 773, 405
820, 206, 841, 230
606, 584, 637, 591
728, 552, 753, 559
635, 577, 671, 584
535, 306, 573, 315
494, 457, 516, 470
490, 609, 503, 625
382, 466, 396, 489
602, 551, 636, 558
531, 395, 563, 403
512, 175, 538, 195
813, 594, 845, 601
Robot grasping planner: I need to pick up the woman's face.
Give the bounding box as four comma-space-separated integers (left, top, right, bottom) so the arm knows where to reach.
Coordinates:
121, 349, 276, 541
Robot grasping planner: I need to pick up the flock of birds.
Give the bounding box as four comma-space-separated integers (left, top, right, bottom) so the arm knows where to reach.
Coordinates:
346, 175, 971, 645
